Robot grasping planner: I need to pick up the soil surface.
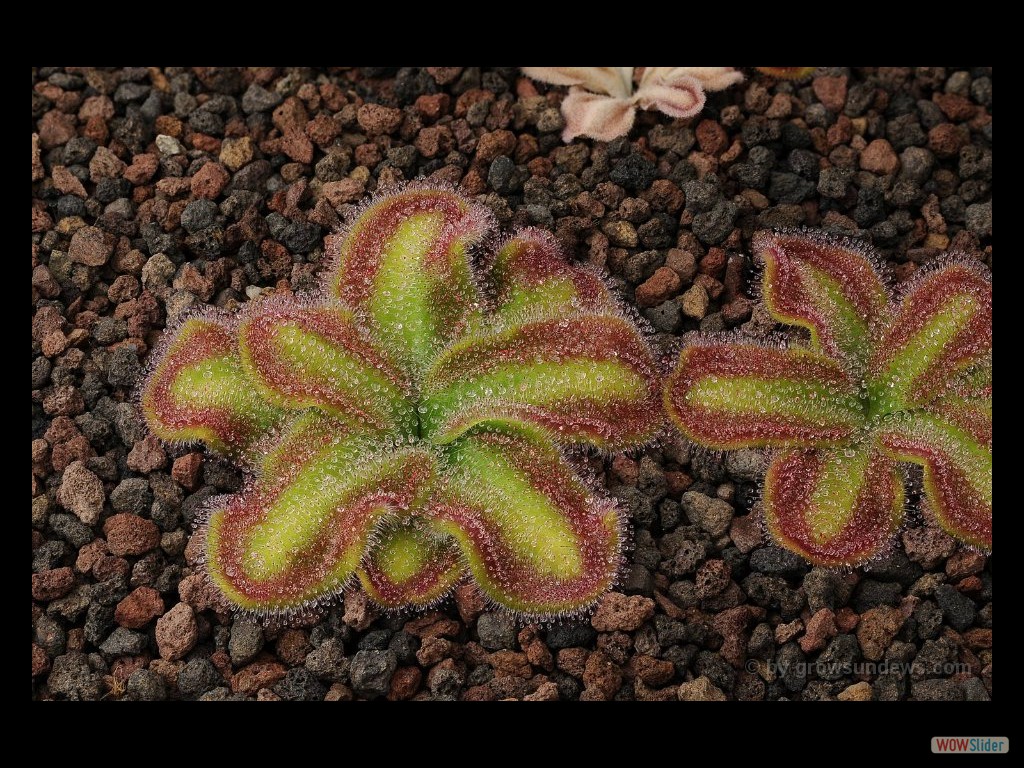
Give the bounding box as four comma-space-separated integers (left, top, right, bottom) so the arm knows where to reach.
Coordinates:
31, 66, 992, 701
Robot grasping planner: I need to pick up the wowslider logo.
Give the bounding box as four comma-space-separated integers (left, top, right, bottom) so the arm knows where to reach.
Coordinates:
932, 737, 1009, 754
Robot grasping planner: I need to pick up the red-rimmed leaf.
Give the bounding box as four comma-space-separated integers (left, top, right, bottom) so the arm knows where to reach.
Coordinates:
357, 520, 464, 609
878, 408, 992, 550
752, 230, 891, 373
428, 426, 625, 618
489, 228, 618, 323
421, 313, 661, 449
140, 312, 280, 457
323, 186, 493, 376
869, 258, 992, 412
763, 441, 905, 567
237, 298, 416, 438
665, 341, 866, 450
201, 438, 436, 616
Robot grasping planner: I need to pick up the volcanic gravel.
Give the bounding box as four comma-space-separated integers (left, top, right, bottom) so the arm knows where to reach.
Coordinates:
31, 66, 992, 701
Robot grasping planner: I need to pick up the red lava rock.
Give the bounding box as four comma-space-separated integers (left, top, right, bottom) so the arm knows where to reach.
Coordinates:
518, 626, 554, 671
728, 514, 764, 553
476, 129, 516, 162
963, 628, 992, 650
611, 454, 639, 485
664, 248, 698, 282
387, 666, 422, 701
275, 629, 311, 665
799, 608, 838, 653
32, 643, 50, 677
232, 660, 287, 695
114, 586, 165, 629
928, 124, 969, 159
857, 605, 905, 661
523, 681, 560, 701
32, 567, 75, 601
414, 93, 450, 121
127, 434, 167, 473
75, 539, 108, 573
32, 133, 44, 181
178, 572, 218, 612
155, 602, 198, 661
635, 266, 682, 307
43, 385, 85, 416
69, 225, 114, 266
342, 589, 377, 631
591, 592, 655, 632
414, 125, 453, 159
859, 139, 900, 175
124, 153, 160, 185
171, 453, 203, 491
103, 513, 161, 556
695, 119, 728, 155
58, 460, 105, 525
835, 607, 860, 633
902, 526, 956, 568
89, 146, 126, 181
416, 636, 457, 666
699, 247, 727, 278
665, 470, 693, 497
812, 75, 848, 112
321, 178, 365, 209
404, 612, 462, 639
775, 619, 803, 644
581, 649, 622, 700
462, 684, 498, 702
52, 165, 87, 197
190, 162, 230, 199
630, 655, 675, 686
933, 92, 977, 121
946, 549, 986, 579
556, 648, 589, 678
281, 131, 314, 164
695, 559, 732, 598
454, 583, 487, 624
713, 606, 759, 667
357, 103, 402, 136
40, 330, 68, 357
38, 110, 76, 148
32, 265, 61, 299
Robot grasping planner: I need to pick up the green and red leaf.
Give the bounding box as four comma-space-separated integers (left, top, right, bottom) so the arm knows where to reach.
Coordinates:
869, 258, 992, 412
421, 313, 661, 449
202, 437, 436, 615
763, 441, 905, 567
323, 186, 492, 377
665, 340, 866, 449
878, 407, 992, 550
237, 297, 416, 438
489, 229, 617, 323
141, 312, 280, 457
428, 425, 625, 618
752, 230, 891, 374
357, 520, 465, 609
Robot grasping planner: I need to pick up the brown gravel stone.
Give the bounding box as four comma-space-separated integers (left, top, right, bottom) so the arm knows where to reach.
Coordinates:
52, 165, 87, 197
32, 643, 50, 677
89, 146, 126, 181
232, 660, 287, 695
38, 110, 76, 148
677, 675, 727, 701
387, 667, 423, 701
902, 526, 956, 568
155, 602, 198, 661
69, 225, 114, 266
928, 124, 969, 159
32, 567, 75, 601
859, 139, 900, 175
476, 129, 516, 162
857, 605, 905, 661
591, 592, 655, 632
679, 283, 710, 319
581, 650, 622, 700
127, 434, 167, 473
171, 453, 203, 491
114, 586, 165, 628
837, 681, 874, 701
635, 266, 682, 307
946, 549, 986, 579
220, 136, 255, 171
631, 655, 675, 686
490, 650, 533, 678
799, 608, 838, 653
103, 513, 160, 556
58, 460, 105, 524
813, 75, 848, 112
190, 162, 230, 199
124, 154, 159, 185
357, 104, 402, 136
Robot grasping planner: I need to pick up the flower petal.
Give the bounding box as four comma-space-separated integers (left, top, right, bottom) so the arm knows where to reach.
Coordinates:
764, 441, 905, 567
634, 78, 705, 119
489, 228, 618, 323
237, 297, 416, 438
429, 426, 625, 618
140, 310, 280, 457
869, 257, 992, 412
521, 67, 633, 98
201, 437, 436, 616
878, 409, 991, 550
357, 520, 465, 609
323, 186, 493, 377
665, 340, 866, 449
560, 88, 637, 142
642, 66, 744, 92
752, 229, 892, 375
421, 313, 661, 449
